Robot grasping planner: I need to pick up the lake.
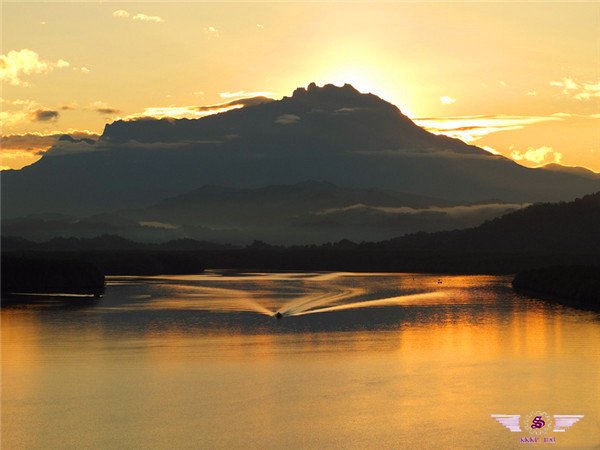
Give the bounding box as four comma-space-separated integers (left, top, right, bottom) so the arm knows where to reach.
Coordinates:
2, 271, 599, 449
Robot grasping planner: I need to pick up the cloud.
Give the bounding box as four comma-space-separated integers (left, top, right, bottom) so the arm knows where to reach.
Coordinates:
439, 96, 456, 105
333, 107, 368, 114
0, 49, 71, 86
550, 77, 579, 92
60, 102, 77, 110
576, 82, 600, 100
133, 13, 164, 23
0, 130, 99, 170
194, 96, 273, 112
124, 96, 274, 121
113, 10, 164, 23
1, 98, 36, 106
317, 202, 527, 218
1, 99, 64, 127
29, 108, 59, 122
139, 221, 178, 230
256, 24, 264, 29
511, 146, 563, 165
204, 26, 219, 36
89, 101, 121, 115
526, 91, 537, 96
0, 111, 27, 126
550, 78, 600, 100
275, 114, 300, 125
219, 90, 275, 99
1, 131, 98, 152
112, 10, 130, 18
414, 114, 562, 143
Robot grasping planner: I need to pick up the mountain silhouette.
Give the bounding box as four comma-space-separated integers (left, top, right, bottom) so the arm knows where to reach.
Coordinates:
2, 83, 599, 219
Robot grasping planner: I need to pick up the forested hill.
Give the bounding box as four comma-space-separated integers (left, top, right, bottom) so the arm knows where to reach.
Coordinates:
383, 191, 600, 254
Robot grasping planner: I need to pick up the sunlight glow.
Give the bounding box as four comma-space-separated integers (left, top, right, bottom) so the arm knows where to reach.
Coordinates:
313, 65, 416, 117
414, 115, 562, 143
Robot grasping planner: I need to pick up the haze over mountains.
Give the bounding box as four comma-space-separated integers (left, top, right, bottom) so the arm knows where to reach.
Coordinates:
2, 83, 599, 244
2, 181, 528, 244
4, 192, 599, 274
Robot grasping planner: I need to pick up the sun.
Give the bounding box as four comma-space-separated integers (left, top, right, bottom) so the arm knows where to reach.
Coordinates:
314, 67, 416, 117
320, 67, 389, 99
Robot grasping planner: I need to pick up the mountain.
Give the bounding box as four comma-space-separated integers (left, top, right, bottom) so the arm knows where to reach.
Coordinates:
124, 180, 455, 226
2, 181, 526, 244
2, 83, 599, 219
540, 163, 600, 179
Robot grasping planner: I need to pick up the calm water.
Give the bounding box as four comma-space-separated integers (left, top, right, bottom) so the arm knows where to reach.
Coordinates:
2, 272, 599, 449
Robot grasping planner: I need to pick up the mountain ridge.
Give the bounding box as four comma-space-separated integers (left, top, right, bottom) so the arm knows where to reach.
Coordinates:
2, 83, 599, 220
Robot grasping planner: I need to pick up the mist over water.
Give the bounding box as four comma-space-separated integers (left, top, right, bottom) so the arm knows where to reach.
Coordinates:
2, 271, 599, 449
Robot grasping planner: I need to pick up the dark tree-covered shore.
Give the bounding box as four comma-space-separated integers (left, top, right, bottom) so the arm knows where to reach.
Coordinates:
513, 265, 600, 312
1, 255, 105, 297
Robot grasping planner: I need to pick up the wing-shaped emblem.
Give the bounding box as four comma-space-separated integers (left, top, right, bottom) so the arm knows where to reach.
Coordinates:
491, 414, 522, 432
553, 415, 584, 432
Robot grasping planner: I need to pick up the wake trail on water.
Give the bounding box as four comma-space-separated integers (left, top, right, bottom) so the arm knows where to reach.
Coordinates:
278, 287, 365, 316
290, 291, 446, 316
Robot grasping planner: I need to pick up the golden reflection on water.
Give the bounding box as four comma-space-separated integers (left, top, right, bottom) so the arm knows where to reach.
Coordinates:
2, 272, 600, 449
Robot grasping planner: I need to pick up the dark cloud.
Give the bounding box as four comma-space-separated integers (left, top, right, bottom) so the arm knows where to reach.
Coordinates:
89, 101, 122, 115
30, 109, 59, 121
95, 107, 122, 115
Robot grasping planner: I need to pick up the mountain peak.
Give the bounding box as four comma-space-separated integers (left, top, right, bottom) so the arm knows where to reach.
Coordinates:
286, 82, 400, 115
292, 82, 361, 97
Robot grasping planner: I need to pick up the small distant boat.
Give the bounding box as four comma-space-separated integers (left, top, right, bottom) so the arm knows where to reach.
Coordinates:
274, 312, 283, 320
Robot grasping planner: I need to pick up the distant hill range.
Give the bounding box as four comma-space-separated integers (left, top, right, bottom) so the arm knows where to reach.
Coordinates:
3, 82, 599, 228
1, 181, 527, 244
4, 192, 599, 274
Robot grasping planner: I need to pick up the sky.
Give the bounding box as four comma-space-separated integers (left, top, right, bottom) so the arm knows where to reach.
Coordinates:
1, 2, 599, 171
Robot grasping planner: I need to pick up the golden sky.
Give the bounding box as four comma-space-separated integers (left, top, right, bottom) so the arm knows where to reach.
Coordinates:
1, 2, 599, 171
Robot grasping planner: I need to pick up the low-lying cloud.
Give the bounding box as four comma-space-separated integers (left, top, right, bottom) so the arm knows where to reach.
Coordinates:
219, 90, 276, 99
414, 114, 562, 143
275, 114, 301, 125
125, 96, 274, 121
0, 130, 100, 170
317, 202, 527, 218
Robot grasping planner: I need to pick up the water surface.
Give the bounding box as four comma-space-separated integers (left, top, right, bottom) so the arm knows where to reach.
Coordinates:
2, 272, 599, 448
